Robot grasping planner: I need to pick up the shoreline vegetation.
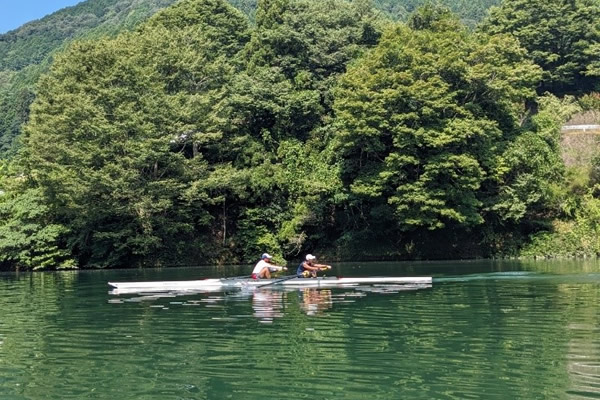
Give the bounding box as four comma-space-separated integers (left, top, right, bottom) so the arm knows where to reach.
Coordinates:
1, 0, 600, 270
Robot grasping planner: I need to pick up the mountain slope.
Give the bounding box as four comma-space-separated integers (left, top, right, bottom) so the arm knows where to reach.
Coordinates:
0, 0, 179, 71
0, 0, 181, 155
0, 0, 500, 157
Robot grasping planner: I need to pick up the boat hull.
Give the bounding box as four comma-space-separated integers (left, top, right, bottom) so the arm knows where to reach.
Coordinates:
108, 276, 432, 294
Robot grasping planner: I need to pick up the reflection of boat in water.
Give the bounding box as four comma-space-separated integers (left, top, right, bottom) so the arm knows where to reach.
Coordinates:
108, 276, 432, 295
300, 289, 333, 316
252, 290, 284, 320
251, 288, 333, 320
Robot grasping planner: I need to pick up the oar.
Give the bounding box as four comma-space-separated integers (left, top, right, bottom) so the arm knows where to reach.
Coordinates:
258, 274, 299, 288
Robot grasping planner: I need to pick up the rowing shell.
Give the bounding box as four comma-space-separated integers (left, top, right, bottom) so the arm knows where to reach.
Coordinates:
108, 276, 432, 294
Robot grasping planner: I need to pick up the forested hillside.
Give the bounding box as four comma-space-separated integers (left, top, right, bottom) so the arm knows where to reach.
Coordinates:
0, 0, 181, 156
0, 0, 599, 270
0, 0, 499, 157
0, 0, 179, 71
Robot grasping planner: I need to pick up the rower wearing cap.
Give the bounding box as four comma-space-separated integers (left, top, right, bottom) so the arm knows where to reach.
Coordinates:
252, 253, 287, 279
297, 254, 331, 278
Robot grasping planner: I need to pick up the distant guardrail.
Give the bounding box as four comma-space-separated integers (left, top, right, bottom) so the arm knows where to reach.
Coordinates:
561, 124, 600, 132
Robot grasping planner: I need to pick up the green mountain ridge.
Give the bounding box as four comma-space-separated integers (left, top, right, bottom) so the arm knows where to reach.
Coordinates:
0, 0, 181, 155
0, 0, 499, 72
0, 0, 500, 157
0, 0, 179, 71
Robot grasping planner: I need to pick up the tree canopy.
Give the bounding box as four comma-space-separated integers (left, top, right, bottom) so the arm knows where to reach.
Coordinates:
0, 0, 591, 269
333, 13, 541, 232
480, 0, 600, 95
0, 0, 502, 159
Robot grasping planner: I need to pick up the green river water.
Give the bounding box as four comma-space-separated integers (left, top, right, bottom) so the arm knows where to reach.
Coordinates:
1, 259, 599, 399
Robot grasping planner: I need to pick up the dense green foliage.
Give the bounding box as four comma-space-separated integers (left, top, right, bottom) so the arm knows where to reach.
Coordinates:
193, 0, 383, 262
521, 95, 600, 258
0, 0, 598, 269
521, 195, 600, 258
480, 0, 600, 95
374, 0, 500, 26
1, 0, 383, 268
0, 0, 500, 158
331, 10, 570, 257
12, 0, 250, 268
0, 0, 181, 156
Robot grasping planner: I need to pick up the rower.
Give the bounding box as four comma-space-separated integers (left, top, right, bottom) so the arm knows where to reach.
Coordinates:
252, 253, 287, 279
297, 254, 331, 278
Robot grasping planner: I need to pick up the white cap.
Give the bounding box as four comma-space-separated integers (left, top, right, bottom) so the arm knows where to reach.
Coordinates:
306, 254, 316, 261
261, 253, 272, 259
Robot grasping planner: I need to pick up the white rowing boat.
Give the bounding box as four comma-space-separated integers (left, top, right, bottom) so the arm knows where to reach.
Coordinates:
108, 276, 432, 294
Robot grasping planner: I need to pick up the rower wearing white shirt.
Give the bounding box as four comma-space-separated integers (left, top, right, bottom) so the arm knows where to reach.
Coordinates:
252, 253, 287, 279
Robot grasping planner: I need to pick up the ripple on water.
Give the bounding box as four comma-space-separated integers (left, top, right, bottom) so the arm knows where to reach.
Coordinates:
2, 268, 600, 399
566, 322, 600, 399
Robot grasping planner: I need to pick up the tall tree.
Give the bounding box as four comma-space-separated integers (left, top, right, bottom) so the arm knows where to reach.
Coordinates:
16, 0, 250, 268
209, 0, 385, 260
332, 10, 541, 239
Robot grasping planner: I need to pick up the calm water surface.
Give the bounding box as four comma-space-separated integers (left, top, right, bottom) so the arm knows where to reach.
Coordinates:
1, 260, 599, 399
